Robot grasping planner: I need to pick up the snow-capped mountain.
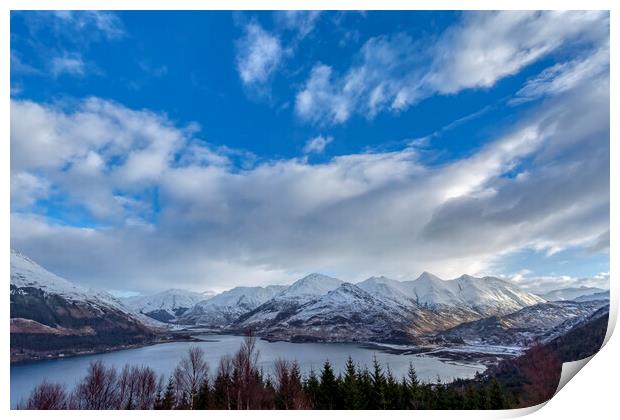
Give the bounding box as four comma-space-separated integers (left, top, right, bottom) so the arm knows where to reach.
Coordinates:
10, 250, 155, 361
574, 291, 610, 302
179, 271, 547, 343
275, 273, 343, 301
407, 273, 545, 315
356, 276, 416, 306
265, 282, 414, 342
121, 289, 215, 322
178, 285, 286, 327
234, 274, 343, 328
436, 300, 607, 347
11, 249, 133, 314
541, 286, 607, 302
358, 272, 544, 316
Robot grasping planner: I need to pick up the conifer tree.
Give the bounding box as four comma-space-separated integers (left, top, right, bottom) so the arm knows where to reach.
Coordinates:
289, 361, 308, 408
318, 360, 339, 409
158, 377, 176, 410
340, 356, 361, 409
356, 367, 373, 409
404, 362, 420, 409
434, 375, 445, 409
212, 368, 232, 409
303, 369, 321, 409
463, 385, 477, 410
194, 378, 211, 409
370, 356, 387, 409
476, 384, 490, 409
384, 367, 400, 409
489, 379, 507, 409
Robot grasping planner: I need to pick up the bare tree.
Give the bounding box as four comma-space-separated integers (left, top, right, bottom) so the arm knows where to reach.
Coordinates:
231, 334, 266, 409
134, 366, 158, 409
74, 360, 119, 409
118, 365, 158, 409
173, 346, 209, 408
17, 381, 68, 409
118, 365, 137, 409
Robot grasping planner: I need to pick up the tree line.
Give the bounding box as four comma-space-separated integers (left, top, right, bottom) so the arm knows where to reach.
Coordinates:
17, 335, 515, 410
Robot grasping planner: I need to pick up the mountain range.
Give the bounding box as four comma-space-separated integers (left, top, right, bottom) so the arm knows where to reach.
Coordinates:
541, 286, 608, 302
10, 249, 609, 358
122, 289, 216, 322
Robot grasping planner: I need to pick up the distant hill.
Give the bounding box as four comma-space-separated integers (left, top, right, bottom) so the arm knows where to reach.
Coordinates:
121, 289, 215, 322
541, 286, 607, 302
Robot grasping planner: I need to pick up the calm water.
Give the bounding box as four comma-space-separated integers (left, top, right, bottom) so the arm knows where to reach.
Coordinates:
10, 335, 484, 407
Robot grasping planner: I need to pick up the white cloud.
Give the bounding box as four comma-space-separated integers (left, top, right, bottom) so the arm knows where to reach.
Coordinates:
303, 135, 333, 154
235, 22, 283, 87
51, 53, 85, 77
274, 11, 321, 39
425, 11, 606, 95
52, 10, 125, 40
511, 44, 609, 104
10, 173, 51, 209
295, 11, 609, 124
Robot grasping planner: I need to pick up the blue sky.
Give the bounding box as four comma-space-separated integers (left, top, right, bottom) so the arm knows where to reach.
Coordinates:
10, 11, 610, 293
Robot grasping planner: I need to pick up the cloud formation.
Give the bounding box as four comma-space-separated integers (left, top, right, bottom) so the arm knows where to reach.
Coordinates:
51, 53, 86, 77
235, 22, 284, 87
303, 135, 333, 154
10, 11, 609, 294
511, 44, 609, 104
51, 10, 125, 40
274, 11, 321, 40
295, 11, 609, 124
11, 11, 125, 81
10, 61, 609, 292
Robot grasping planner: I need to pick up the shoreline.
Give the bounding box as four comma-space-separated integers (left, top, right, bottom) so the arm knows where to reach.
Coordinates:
10, 331, 208, 365
11, 328, 519, 370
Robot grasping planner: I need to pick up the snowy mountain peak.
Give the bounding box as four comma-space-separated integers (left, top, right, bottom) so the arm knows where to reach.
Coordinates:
363, 275, 393, 283
10, 250, 161, 327
356, 276, 415, 305
415, 271, 444, 283
277, 273, 343, 299
328, 282, 368, 297
11, 249, 89, 300
121, 288, 211, 321
178, 284, 286, 327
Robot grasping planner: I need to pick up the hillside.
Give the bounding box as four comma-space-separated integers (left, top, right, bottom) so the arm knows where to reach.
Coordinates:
10, 250, 157, 362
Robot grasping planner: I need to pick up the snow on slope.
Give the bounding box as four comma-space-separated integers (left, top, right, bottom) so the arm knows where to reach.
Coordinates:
122, 289, 214, 320
289, 282, 408, 322
405, 272, 545, 315
11, 249, 92, 301
357, 272, 544, 316
10, 250, 163, 332
542, 286, 607, 302
260, 282, 413, 342
437, 300, 607, 347
574, 291, 610, 302
233, 274, 344, 327
10, 249, 129, 312
275, 273, 343, 301
356, 276, 416, 306
179, 285, 286, 326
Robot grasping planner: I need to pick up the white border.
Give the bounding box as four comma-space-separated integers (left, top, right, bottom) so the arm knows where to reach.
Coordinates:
2, 1, 616, 419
